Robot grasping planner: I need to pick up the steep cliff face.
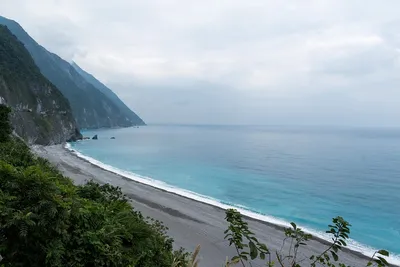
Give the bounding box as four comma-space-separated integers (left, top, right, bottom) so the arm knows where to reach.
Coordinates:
0, 16, 146, 129
72, 62, 145, 126
0, 25, 80, 145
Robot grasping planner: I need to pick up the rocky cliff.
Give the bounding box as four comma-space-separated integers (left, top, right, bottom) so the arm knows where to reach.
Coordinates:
0, 25, 81, 145
0, 16, 145, 129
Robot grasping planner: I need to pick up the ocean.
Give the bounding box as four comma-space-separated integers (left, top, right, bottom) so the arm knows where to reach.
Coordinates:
68, 125, 400, 263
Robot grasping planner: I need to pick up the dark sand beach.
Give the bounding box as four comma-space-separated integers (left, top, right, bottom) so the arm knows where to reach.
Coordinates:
32, 145, 388, 267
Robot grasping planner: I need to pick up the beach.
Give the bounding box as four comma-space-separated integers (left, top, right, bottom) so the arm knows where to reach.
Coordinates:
32, 144, 387, 267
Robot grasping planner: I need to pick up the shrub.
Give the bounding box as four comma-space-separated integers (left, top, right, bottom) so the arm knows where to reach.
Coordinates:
0, 106, 184, 266
223, 209, 390, 267
0, 105, 11, 142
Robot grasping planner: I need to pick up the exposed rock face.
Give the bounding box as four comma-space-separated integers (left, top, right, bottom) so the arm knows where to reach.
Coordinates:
0, 16, 146, 129
0, 25, 81, 145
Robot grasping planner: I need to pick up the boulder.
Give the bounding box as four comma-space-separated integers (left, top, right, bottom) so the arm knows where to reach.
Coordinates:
92, 134, 98, 140
110, 137, 116, 139
66, 136, 77, 142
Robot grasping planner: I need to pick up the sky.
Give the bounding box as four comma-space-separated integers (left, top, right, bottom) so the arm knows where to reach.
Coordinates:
1, 0, 400, 126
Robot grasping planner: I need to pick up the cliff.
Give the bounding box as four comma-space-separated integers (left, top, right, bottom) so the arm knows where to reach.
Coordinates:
0, 25, 80, 145
71, 62, 145, 126
0, 16, 145, 129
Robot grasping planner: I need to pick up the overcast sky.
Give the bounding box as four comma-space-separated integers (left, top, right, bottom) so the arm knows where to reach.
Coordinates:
1, 0, 400, 126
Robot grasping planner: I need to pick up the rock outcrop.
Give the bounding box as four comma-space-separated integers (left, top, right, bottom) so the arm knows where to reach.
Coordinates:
0, 25, 81, 145
0, 16, 146, 129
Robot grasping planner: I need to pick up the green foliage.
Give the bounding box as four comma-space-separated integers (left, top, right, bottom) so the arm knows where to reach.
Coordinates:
309, 216, 351, 267
0, 25, 49, 84
0, 110, 183, 267
223, 209, 391, 267
71, 62, 145, 126
0, 17, 145, 128
0, 25, 79, 144
277, 222, 312, 266
0, 105, 11, 142
172, 245, 200, 267
0, 101, 393, 267
366, 250, 390, 267
224, 209, 270, 266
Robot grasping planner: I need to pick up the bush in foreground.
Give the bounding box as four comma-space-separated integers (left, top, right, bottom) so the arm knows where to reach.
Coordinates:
0, 104, 186, 267
0, 147, 184, 267
221, 209, 390, 267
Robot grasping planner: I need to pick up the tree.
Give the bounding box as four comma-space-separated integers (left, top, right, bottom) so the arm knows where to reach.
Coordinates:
0, 108, 185, 266
0, 104, 11, 142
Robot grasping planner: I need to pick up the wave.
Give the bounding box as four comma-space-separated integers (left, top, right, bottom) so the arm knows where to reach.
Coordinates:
65, 143, 400, 265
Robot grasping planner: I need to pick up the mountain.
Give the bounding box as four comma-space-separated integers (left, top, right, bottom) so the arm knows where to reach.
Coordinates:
71, 62, 144, 125
0, 16, 145, 129
0, 25, 81, 144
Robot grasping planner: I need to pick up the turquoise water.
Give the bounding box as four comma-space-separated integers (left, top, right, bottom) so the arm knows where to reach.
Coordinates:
70, 125, 400, 260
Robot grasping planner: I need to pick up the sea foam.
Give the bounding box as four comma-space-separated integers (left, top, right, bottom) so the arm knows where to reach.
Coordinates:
65, 143, 400, 265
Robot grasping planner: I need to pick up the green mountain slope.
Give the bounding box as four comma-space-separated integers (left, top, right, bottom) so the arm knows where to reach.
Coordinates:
71, 62, 145, 125
0, 16, 145, 128
0, 25, 80, 144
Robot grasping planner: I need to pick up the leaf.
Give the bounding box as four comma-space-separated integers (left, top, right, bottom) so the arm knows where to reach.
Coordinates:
231, 256, 241, 264
377, 250, 389, 257
231, 255, 240, 262
367, 262, 372, 266
290, 222, 297, 229
259, 243, 269, 252
331, 251, 339, 261
377, 257, 389, 265
260, 252, 265, 260
249, 241, 258, 260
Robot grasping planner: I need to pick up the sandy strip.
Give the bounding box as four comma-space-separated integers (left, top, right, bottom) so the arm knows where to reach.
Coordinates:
32, 145, 385, 267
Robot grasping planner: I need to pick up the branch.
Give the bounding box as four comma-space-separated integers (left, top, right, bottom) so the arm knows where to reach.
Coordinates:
311, 235, 338, 266
276, 251, 286, 267
234, 244, 246, 267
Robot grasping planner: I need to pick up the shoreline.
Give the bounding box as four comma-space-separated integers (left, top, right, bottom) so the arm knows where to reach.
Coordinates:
63, 145, 369, 259
32, 144, 398, 267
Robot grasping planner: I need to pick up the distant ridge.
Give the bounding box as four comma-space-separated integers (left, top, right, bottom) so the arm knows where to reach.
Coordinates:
0, 15, 145, 129
71, 62, 145, 126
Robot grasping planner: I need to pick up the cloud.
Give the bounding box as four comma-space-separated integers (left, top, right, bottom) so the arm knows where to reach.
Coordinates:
1, 0, 400, 126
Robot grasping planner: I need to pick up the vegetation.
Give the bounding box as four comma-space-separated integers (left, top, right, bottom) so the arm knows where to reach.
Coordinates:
223, 209, 391, 267
0, 104, 392, 267
0, 16, 145, 129
0, 104, 185, 266
0, 25, 79, 144
0, 105, 11, 141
